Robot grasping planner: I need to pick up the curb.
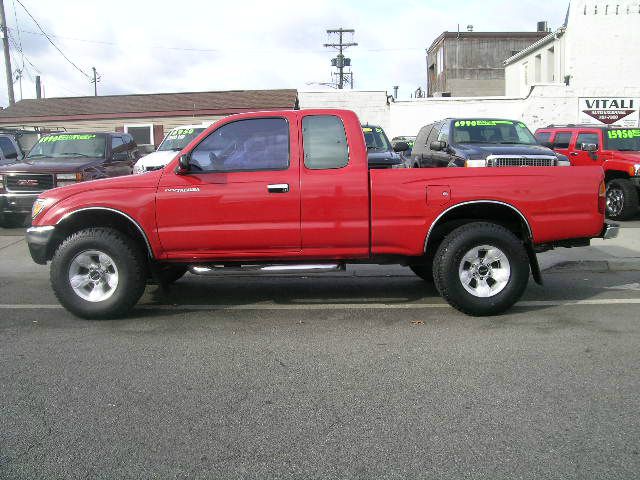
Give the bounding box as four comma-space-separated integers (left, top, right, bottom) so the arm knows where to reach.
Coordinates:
543, 259, 640, 273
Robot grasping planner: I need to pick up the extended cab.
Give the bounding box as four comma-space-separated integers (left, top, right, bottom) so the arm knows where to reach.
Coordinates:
0, 132, 138, 227
26, 110, 615, 319
411, 119, 569, 169
535, 125, 640, 220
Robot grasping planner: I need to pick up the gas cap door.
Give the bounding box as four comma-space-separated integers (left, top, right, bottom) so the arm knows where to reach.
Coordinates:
426, 185, 451, 206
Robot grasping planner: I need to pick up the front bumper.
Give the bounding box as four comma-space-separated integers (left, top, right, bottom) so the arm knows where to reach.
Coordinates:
600, 223, 619, 240
631, 177, 640, 188
1, 193, 39, 214
25, 225, 55, 264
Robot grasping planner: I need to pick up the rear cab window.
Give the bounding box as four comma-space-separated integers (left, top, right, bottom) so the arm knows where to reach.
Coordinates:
552, 131, 573, 150
302, 115, 349, 170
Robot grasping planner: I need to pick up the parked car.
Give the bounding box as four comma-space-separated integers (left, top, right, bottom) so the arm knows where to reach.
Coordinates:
535, 124, 640, 220
26, 109, 614, 320
0, 127, 51, 165
0, 132, 138, 227
409, 119, 570, 169
362, 125, 408, 169
133, 124, 210, 174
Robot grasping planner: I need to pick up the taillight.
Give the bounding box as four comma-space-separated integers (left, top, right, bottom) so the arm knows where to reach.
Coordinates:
598, 180, 606, 214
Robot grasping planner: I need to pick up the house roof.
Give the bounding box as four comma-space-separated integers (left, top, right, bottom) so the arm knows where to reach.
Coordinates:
0, 89, 299, 123
503, 28, 565, 65
427, 31, 548, 54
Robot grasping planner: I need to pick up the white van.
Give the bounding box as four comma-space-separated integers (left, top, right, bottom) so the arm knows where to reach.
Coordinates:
133, 123, 211, 174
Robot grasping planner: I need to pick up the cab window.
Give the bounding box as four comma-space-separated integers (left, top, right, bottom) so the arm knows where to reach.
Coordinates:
190, 118, 289, 172
552, 132, 572, 149
302, 115, 349, 170
576, 133, 599, 150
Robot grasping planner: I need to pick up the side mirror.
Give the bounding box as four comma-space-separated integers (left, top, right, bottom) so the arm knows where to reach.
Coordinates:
393, 141, 410, 152
582, 143, 598, 152
430, 140, 446, 151
176, 154, 190, 174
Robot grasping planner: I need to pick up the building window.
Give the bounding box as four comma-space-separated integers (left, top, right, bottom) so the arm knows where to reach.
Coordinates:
523, 62, 529, 85
124, 124, 153, 146
535, 54, 542, 83
546, 47, 555, 82
436, 47, 444, 75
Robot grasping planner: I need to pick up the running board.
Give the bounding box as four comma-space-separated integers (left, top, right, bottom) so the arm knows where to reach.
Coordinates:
188, 263, 346, 275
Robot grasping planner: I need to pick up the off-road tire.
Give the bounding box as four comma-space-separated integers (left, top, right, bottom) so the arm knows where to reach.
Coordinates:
606, 178, 639, 221
50, 228, 147, 319
433, 222, 529, 316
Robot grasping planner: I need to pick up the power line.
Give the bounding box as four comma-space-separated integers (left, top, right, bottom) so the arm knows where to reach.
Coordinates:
14, 0, 90, 79
15, 27, 426, 54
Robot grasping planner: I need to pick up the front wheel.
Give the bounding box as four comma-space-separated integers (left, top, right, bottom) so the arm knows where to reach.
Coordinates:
50, 228, 147, 319
433, 222, 530, 316
606, 178, 639, 220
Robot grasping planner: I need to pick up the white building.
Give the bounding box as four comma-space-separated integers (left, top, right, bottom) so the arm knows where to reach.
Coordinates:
505, 1, 640, 97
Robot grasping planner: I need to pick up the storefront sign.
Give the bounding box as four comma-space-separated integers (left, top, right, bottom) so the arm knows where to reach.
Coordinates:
579, 98, 639, 127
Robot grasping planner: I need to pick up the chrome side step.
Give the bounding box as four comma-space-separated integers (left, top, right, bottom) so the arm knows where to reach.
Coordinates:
189, 263, 346, 275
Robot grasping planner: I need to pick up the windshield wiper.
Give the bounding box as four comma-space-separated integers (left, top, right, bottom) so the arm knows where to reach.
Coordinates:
58, 152, 93, 157
615, 148, 639, 152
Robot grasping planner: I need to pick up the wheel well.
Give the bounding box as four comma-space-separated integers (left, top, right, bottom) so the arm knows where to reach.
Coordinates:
605, 170, 630, 182
46, 210, 152, 263
425, 202, 532, 255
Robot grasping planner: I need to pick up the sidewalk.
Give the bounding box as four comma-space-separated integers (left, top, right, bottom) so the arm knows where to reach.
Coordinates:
538, 222, 640, 272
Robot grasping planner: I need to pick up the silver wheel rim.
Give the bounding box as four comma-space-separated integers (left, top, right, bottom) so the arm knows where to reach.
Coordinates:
458, 244, 511, 298
68, 250, 119, 302
606, 186, 624, 217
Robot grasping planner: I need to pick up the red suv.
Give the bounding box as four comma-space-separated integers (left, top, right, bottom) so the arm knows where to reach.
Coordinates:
535, 125, 640, 220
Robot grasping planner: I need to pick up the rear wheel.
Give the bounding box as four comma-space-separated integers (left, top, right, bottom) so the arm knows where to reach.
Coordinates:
606, 178, 639, 220
433, 222, 529, 316
50, 228, 147, 319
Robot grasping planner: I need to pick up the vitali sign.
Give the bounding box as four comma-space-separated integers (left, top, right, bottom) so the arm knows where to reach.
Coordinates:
579, 97, 640, 127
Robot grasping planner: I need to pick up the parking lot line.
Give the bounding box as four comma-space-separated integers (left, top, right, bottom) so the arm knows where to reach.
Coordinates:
1, 298, 640, 311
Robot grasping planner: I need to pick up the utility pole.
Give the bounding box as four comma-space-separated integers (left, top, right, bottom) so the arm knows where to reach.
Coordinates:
324, 28, 357, 89
0, 0, 15, 105
91, 66, 100, 96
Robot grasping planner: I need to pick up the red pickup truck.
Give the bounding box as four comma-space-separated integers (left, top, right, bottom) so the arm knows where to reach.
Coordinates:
26, 109, 615, 319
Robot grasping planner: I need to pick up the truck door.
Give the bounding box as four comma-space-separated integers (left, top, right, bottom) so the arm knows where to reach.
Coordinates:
155, 116, 301, 257
571, 131, 602, 166
300, 113, 369, 257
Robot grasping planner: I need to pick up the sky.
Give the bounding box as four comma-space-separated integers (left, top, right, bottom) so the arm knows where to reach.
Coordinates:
0, 0, 568, 105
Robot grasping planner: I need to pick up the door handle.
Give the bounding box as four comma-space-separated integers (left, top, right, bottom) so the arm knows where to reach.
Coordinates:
570, 152, 579, 156
268, 183, 289, 193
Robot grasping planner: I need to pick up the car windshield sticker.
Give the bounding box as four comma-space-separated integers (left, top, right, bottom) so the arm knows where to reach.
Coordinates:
454, 120, 514, 127
362, 127, 373, 132
375, 127, 383, 133
39, 134, 97, 143
168, 128, 195, 138
607, 129, 640, 139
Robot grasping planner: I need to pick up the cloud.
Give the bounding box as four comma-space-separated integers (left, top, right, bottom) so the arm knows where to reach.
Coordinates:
0, 0, 568, 105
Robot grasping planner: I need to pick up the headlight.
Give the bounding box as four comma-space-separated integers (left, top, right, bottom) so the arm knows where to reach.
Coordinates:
133, 163, 144, 174
0, 174, 4, 191
635, 164, 640, 176
465, 159, 487, 167
32, 198, 53, 219
391, 163, 406, 169
56, 172, 83, 187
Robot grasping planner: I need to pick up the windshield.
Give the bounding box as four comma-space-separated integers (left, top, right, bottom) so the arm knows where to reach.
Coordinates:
363, 126, 391, 152
158, 127, 205, 151
604, 129, 640, 151
452, 120, 537, 145
28, 134, 106, 159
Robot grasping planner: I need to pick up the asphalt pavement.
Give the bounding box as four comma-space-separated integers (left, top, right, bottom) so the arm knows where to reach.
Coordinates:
1, 220, 639, 479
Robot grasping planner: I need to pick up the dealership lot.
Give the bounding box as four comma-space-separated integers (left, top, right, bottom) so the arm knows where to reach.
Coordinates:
1, 221, 639, 479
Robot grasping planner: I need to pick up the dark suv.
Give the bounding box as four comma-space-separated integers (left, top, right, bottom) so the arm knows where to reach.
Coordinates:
409, 118, 569, 168
0, 132, 138, 227
362, 125, 408, 169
